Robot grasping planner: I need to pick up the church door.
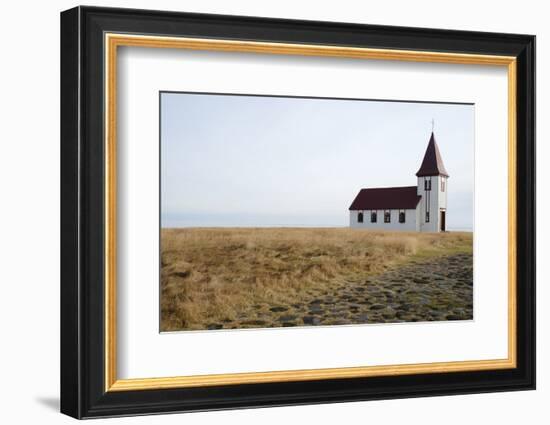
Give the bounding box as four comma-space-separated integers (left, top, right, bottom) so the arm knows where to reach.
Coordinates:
440, 210, 446, 232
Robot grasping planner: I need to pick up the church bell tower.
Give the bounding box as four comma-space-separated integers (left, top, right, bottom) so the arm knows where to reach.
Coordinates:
416, 132, 449, 232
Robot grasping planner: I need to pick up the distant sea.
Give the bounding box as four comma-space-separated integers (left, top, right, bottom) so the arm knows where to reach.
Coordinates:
161, 213, 347, 229
162, 221, 348, 229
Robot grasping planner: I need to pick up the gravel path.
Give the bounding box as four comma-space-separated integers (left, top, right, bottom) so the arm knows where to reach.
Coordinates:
205, 253, 473, 330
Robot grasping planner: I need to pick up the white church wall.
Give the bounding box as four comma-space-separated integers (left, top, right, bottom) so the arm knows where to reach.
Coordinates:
349, 208, 418, 231
417, 175, 447, 232
439, 177, 448, 210
415, 205, 421, 232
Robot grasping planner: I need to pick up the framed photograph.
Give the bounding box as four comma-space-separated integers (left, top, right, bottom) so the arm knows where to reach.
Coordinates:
60, 6, 535, 419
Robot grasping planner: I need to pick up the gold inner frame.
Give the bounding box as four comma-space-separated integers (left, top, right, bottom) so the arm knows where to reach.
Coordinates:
104, 33, 517, 392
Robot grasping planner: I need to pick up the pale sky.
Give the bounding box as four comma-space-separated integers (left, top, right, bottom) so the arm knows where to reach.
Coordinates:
161, 92, 474, 230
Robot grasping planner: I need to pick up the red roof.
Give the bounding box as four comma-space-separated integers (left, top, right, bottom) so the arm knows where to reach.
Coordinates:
349, 186, 421, 210
415, 132, 449, 177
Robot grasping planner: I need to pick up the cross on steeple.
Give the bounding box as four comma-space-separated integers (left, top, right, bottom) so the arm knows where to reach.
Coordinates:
431, 118, 435, 133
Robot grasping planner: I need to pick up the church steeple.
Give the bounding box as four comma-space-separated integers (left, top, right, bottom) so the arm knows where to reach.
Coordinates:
415, 132, 449, 177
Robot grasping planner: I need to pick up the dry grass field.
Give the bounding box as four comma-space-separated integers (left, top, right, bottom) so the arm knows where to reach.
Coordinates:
160, 228, 473, 331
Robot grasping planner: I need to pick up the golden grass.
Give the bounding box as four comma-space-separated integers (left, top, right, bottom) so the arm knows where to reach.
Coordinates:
160, 228, 472, 331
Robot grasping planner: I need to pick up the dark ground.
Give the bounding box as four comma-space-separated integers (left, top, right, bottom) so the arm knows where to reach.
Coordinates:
204, 253, 473, 329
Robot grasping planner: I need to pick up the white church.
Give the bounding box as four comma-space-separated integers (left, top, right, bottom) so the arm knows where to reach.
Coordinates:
349, 132, 449, 232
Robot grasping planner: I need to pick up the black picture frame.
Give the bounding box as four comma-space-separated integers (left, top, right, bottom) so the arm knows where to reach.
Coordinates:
61, 5, 535, 419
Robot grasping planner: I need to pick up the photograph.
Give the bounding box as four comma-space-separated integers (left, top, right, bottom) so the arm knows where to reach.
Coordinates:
160, 92, 474, 332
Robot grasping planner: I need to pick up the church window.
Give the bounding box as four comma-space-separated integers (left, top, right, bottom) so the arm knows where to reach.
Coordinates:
371, 211, 377, 223
384, 210, 391, 223
357, 212, 364, 223
399, 210, 406, 223
424, 178, 431, 191
441, 178, 445, 192
426, 211, 430, 223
